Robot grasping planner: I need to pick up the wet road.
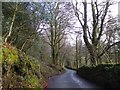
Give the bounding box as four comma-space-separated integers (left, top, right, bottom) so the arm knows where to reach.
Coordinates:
48, 69, 99, 88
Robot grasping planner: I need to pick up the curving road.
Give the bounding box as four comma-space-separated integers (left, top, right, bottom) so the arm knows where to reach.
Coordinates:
48, 69, 100, 88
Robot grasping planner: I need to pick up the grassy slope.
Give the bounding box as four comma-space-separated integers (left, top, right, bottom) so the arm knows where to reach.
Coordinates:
1, 43, 64, 88
76, 64, 120, 88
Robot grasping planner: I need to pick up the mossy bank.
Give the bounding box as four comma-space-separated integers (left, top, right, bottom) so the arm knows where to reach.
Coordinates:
1, 43, 64, 89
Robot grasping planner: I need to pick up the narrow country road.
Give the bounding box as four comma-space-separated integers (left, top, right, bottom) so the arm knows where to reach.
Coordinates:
48, 69, 100, 88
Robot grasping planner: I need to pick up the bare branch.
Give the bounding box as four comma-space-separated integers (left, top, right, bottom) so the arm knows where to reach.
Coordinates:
98, 1, 110, 41
99, 41, 120, 57
72, 1, 84, 28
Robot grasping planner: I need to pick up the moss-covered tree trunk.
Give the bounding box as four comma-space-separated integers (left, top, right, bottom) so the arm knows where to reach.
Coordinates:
82, 1, 98, 65
74, 0, 110, 65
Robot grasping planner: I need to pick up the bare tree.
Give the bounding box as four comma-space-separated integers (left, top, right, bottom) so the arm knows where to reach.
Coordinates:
44, 2, 73, 64
73, 0, 120, 65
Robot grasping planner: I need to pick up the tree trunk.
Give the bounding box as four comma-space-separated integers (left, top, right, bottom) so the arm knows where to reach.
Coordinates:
52, 46, 56, 64
76, 36, 79, 68
5, 3, 18, 43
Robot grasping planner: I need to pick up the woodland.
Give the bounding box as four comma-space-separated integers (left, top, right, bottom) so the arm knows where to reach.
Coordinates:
1, 0, 120, 88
